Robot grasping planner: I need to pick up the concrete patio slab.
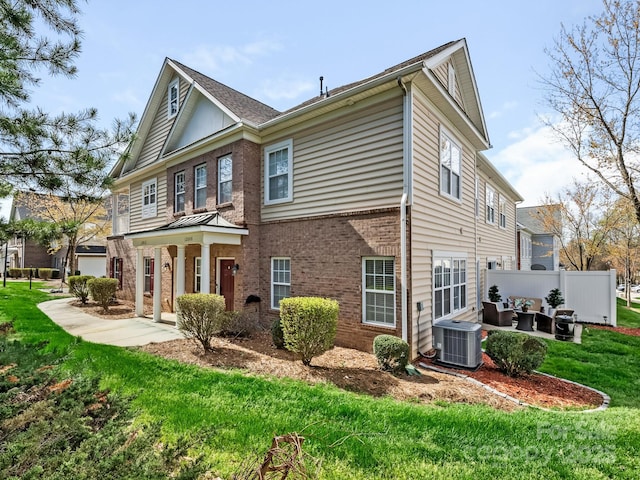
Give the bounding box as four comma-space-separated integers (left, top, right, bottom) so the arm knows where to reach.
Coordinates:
38, 297, 184, 347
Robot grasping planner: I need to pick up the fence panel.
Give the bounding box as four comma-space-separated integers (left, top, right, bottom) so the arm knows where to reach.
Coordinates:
485, 269, 616, 326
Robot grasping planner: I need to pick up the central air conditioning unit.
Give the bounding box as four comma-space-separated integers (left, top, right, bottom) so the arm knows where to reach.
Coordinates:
432, 319, 483, 369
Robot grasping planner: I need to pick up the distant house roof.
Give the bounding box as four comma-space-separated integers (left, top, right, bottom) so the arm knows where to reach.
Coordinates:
517, 206, 560, 235
75, 245, 106, 255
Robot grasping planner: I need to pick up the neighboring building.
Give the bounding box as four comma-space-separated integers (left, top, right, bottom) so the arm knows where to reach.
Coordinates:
517, 206, 561, 271
5, 193, 109, 277
107, 38, 521, 357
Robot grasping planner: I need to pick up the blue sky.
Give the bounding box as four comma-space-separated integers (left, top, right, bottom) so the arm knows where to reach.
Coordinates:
1, 0, 605, 219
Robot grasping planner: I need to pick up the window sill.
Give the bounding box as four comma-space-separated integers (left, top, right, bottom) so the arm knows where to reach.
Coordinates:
173, 211, 186, 218
193, 207, 208, 214
216, 202, 233, 209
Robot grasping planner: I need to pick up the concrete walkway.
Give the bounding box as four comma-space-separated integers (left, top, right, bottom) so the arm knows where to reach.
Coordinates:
38, 297, 184, 347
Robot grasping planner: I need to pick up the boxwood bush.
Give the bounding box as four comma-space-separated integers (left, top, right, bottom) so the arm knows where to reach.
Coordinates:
176, 293, 227, 352
38, 268, 53, 280
271, 317, 285, 349
485, 330, 547, 377
279, 297, 339, 366
68, 275, 95, 304
88, 278, 119, 312
373, 334, 409, 373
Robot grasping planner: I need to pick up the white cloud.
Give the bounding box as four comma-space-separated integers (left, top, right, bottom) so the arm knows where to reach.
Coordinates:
257, 77, 315, 102
111, 88, 144, 109
182, 39, 282, 74
488, 100, 518, 120
491, 124, 591, 206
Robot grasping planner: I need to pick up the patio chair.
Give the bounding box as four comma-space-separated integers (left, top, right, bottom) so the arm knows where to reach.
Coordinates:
535, 312, 554, 334
482, 301, 514, 327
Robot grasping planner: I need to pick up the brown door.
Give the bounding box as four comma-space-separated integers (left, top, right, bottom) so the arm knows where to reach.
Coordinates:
219, 259, 235, 310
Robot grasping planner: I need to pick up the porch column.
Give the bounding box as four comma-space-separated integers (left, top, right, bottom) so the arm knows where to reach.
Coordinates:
201, 243, 211, 294
135, 247, 144, 317
153, 247, 162, 322
176, 245, 185, 298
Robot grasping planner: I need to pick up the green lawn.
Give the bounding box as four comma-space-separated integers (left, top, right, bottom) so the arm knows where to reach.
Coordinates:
616, 296, 640, 328
1, 282, 640, 479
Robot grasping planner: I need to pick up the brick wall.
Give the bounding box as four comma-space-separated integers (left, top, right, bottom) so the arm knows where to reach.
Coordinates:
258, 208, 403, 352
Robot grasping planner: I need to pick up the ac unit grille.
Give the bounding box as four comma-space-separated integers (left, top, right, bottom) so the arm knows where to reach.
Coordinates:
433, 320, 482, 369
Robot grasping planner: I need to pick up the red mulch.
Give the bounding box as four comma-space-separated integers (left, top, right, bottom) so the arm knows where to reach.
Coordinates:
589, 325, 640, 337
418, 352, 604, 410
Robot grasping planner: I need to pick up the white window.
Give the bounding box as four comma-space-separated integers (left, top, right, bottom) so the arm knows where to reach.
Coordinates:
265, 139, 293, 204
271, 257, 291, 309
218, 155, 232, 204
141, 179, 157, 218
194, 257, 201, 293
194, 164, 207, 209
175, 171, 185, 212
499, 196, 507, 228
440, 130, 461, 200
113, 191, 129, 235
433, 254, 467, 320
363, 257, 395, 326
486, 185, 495, 224
168, 79, 179, 117
143, 257, 153, 293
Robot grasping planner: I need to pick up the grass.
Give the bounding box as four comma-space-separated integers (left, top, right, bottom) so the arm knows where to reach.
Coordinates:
615, 296, 640, 327
1, 281, 640, 479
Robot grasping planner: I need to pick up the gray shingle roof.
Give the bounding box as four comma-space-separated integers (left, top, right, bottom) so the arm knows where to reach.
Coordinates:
171, 60, 281, 125
281, 40, 459, 114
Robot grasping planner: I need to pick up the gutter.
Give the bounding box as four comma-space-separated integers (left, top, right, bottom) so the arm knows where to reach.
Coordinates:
398, 76, 411, 343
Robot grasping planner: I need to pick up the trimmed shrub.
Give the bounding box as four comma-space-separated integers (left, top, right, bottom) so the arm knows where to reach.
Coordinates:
68, 275, 95, 304
279, 297, 339, 366
176, 293, 227, 352
271, 317, 285, 349
373, 334, 409, 373
8, 268, 21, 278
88, 278, 119, 312
38, 268, 53, 280
485, 330, 548, 377
21, 268, 32, 278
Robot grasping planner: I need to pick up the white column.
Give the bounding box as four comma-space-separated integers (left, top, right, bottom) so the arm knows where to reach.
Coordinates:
176, 245, 185, 298
135, 247, 145, 316
153, 247, 162, 322
201, 243, 210, 294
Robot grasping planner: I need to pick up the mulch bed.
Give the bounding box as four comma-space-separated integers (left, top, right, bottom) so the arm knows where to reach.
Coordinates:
418, 352, 605, 410
588, 325, 640, 337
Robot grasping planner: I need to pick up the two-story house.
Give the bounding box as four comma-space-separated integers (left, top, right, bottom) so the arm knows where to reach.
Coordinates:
107, 38, 521, 358
517, 206, 561, 271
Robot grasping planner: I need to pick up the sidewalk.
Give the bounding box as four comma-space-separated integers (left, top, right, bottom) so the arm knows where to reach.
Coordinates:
38, 297, 184, 347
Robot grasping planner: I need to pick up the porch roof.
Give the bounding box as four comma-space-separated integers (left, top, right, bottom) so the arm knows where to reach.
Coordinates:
125, 212, 248, 247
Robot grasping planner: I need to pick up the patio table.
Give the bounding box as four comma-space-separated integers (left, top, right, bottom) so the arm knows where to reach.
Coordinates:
515, 311, 535, 332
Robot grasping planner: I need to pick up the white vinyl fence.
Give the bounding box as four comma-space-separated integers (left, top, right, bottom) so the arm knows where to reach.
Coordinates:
485, 269, 617, 326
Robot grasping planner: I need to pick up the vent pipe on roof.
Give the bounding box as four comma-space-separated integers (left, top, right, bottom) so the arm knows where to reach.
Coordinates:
319, 76, 324, 96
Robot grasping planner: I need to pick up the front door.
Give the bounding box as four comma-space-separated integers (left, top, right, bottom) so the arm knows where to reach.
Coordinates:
219, 259, 235, 310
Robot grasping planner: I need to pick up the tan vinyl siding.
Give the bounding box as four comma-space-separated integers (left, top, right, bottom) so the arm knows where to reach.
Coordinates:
432, 60, 464, 110
410, 88, 478, 354
129, 174, 168, 232
475, 164, 519, 303
262, 96, 404, 221
137, 77, 189, 168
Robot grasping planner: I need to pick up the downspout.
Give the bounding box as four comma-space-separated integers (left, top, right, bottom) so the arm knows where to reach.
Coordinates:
401, 193, 408, 342
398, 76, 410, 343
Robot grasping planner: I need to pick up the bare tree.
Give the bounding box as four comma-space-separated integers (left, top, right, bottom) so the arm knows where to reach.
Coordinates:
534, 178, 620, 270
606, 197, 640, 305
542, 0, 640, 224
